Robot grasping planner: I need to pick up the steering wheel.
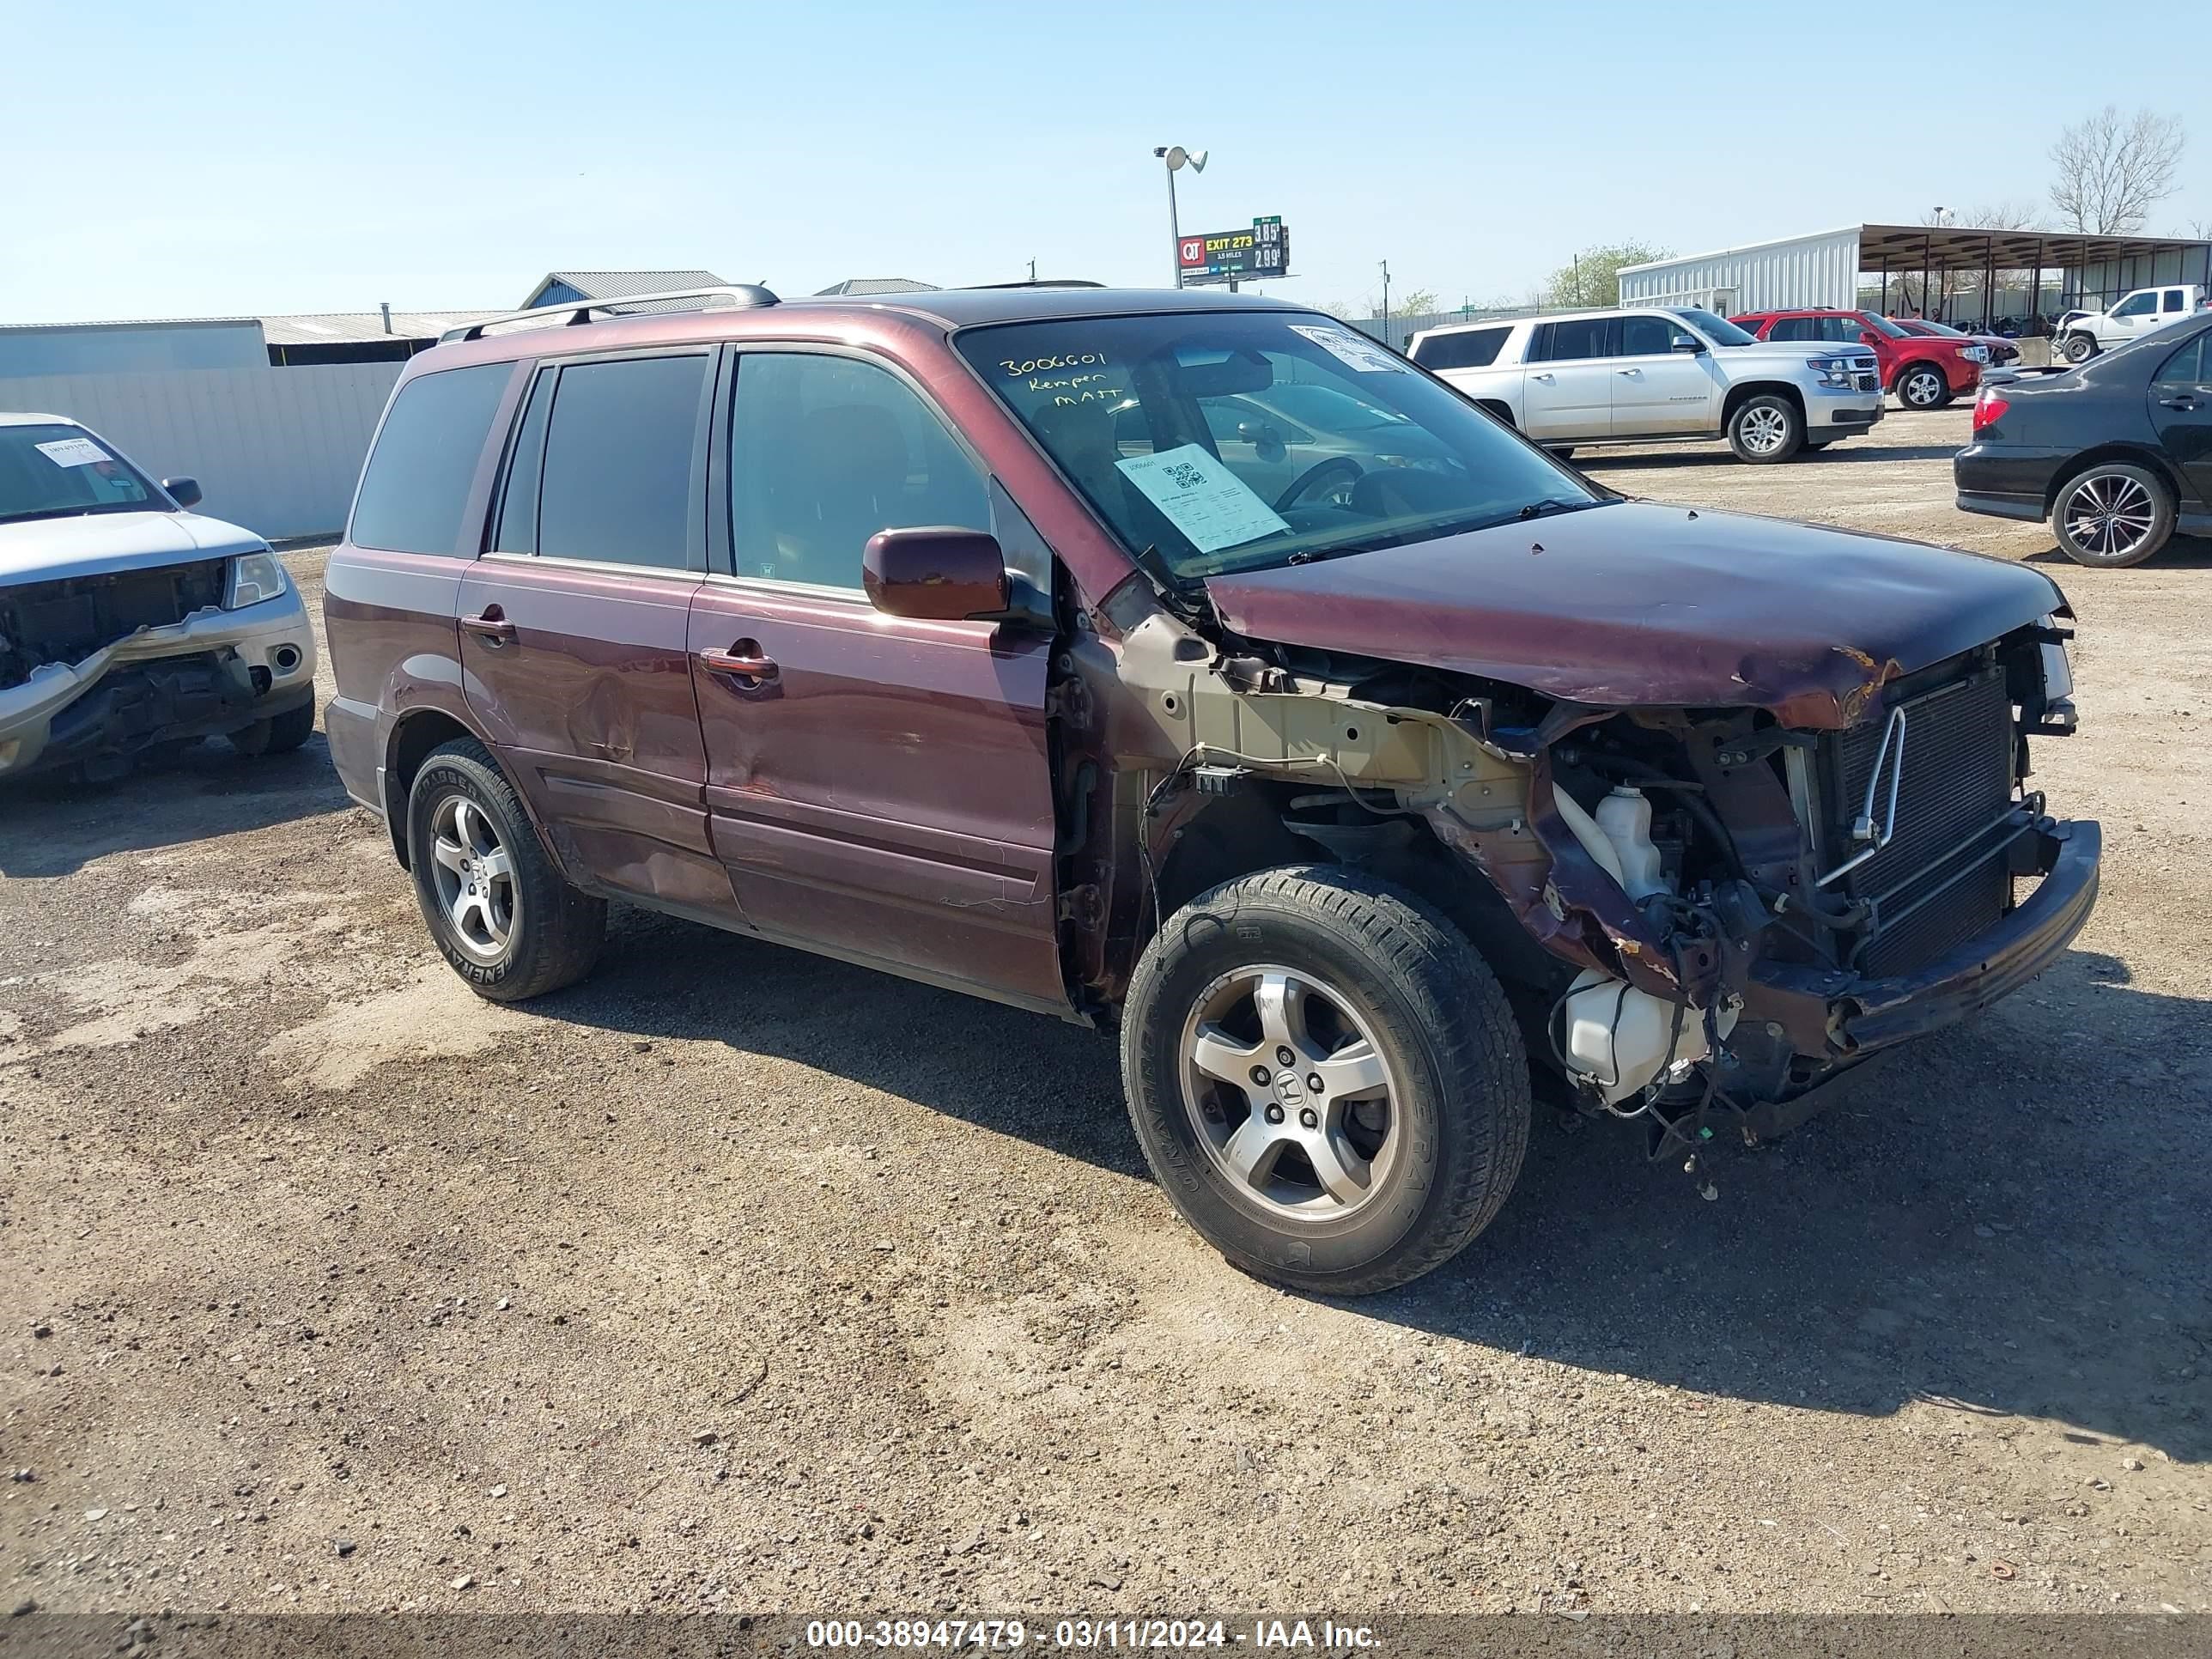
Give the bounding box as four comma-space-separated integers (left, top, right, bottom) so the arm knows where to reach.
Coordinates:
1272, 457, 1364, 514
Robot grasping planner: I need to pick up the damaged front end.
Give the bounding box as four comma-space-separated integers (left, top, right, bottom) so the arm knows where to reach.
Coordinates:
0, 556, 318, 781
1075, 586, 2097, 1154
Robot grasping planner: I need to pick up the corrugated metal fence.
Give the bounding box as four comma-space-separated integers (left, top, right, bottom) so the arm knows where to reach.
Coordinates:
0, 364, 399, 541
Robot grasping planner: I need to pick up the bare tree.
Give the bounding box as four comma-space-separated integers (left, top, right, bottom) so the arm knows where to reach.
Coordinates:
2048, 106, 2186, 234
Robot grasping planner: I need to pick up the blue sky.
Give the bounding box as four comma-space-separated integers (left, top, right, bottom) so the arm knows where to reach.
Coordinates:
3, 0, 2206, 324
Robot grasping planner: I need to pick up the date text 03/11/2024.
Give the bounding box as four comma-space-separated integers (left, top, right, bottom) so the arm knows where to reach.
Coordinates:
804, 1620, 1382, 1650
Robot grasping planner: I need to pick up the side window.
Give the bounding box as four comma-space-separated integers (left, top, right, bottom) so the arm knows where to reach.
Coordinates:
1769, 318, 1817, 343
491, 368, 555, 555
1821, 317, 1866, 343
532, 354, 711, 568
2116, 293, 2156, 317
1617, 315, 1689, 356
1538, 318, 1610, 362
2155, 334, 2205, 386
350, 363, 512, 555
1412, 326, 1508, 370
2162, 289, 2185, 313
729, 353, 989, 591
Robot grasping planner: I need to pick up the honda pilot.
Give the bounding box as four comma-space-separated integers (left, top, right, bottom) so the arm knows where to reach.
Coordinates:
324, 285, 2099, 1295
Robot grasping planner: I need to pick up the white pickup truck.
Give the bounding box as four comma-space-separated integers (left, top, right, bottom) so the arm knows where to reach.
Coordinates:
2057, 284, 2210, 363
1407, 306, 1883, 464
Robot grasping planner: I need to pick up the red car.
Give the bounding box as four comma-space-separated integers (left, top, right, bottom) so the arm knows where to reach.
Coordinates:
1731, 309, 1984, 410
1893, 316, 2019, 368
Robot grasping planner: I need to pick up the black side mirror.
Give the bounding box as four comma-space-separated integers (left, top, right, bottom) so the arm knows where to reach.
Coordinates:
162, 477, 202, 509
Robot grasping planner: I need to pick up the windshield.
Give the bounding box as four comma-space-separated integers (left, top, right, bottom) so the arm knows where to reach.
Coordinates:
1670, 308, 1758, 346
1912, 319, 1966, 337
0, 422, 161, 526
1859, 313, 1909, 339
957, 312, 1604, 580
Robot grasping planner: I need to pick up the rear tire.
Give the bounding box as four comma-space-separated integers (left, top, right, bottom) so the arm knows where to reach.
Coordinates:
2063, 331, 2098, 364
1895, 362, 1950, 410
405, 738, 605, 1002
229, 702, 315, 757
2048, 462, 2174, 568
1726, 393, 1803, 464
1121, 866, 1531, 1296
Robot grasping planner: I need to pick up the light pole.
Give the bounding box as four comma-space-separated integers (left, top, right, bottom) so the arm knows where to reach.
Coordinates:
1378, 259, 1391, 340
1154, 145, 1207, 287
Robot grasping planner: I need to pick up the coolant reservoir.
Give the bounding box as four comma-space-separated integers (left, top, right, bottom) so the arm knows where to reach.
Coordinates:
1594, 786, 1668, 901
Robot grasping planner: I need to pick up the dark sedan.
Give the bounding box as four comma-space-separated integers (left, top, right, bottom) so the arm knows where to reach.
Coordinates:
1956, 316, 2212, 567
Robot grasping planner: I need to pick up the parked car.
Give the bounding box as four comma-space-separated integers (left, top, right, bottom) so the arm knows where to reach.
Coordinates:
2057, 285, 2210, 364
1895, 317, 2019, 367
1956, 314, 2212, 567
1730, 308, 1984, 410
1406, 307, 1882, 463
1, 413, 318, 783
326, 283, 2097, 1295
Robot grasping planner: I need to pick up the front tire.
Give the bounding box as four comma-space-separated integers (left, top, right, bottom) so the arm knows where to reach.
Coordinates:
228, 702, 315, 757
1121, 866, 1531, 1296
2063, 331, 2098, 364
2049, 463, 2175, 568
406, 738, 605, 1002
1726, 393, 1803, 464
1895, 362, 1950, 410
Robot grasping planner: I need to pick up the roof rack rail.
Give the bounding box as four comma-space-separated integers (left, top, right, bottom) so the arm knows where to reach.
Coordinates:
966, 278, 1106, 290
441, 284, 780, 343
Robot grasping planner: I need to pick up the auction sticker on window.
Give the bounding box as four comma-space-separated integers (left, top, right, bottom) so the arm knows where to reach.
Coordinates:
1288, 323, 1405, 374
34, 437, 109, 467
1115, 443, 1289, 553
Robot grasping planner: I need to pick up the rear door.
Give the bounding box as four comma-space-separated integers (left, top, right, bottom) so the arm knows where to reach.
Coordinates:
1608, 313, 1717, 435
1521, 318, 1616, 439
685, 346, 1066, 1012
2150, 328, 2212, 509
458, 346, 741, 922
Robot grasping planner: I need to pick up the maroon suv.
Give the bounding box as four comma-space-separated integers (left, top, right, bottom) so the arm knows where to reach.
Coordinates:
325, 284, 2099, 1294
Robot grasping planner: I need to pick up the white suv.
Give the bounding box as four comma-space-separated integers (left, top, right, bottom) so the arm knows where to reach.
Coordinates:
1407, 307, 1883, 463
2058, 285, 2210, 363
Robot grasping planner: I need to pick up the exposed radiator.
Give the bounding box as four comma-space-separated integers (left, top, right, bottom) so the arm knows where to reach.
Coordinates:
1825, 665, 2017, 978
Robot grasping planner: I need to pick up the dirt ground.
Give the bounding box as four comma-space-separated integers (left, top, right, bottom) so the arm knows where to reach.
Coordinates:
3, 406, 2208, 1618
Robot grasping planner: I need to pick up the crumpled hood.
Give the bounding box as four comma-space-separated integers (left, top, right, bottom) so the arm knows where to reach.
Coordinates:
0, 510, 267, 586
1204, 501, 2066, 730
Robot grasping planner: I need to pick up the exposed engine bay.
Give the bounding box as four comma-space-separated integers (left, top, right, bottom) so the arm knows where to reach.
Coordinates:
1066, 590, 2094, 1160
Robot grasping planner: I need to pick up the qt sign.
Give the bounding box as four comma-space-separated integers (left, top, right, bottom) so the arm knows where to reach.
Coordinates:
1177, 216, 1290, 286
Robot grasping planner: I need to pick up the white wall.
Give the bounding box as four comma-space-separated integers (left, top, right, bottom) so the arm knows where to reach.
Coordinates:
0, 363, 400, 541
1619, 227, 1864, 313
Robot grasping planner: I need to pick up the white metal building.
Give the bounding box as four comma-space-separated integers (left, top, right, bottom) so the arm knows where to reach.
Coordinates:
1620, 224, 2212, 323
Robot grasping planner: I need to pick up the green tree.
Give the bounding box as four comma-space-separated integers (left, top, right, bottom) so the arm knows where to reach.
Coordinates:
1541, 242, 1669, 309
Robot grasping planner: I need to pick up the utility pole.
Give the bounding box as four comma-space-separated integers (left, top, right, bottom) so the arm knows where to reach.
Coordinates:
1028, 257, 1037, 283
1378, 259, 1391, 342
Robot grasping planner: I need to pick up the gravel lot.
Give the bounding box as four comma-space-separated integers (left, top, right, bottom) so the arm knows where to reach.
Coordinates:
3, 406, 2207, 1618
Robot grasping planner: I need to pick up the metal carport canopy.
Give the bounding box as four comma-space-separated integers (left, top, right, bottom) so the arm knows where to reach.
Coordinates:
1856, 222, 2212, 280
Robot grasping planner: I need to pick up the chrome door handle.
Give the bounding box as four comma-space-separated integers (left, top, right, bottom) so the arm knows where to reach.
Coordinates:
697, 644, 779, 684
460, 610, 516, 645
1616, 368, 1641, 376
1532, 372, 1555, 382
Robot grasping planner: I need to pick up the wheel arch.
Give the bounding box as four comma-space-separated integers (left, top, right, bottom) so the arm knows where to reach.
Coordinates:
1721, 380, 1806, 426
380, 709, 562, 877
2043, 444, 2185, 515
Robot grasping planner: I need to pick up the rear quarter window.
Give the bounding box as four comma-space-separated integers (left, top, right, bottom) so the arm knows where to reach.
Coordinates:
349, 363, 513, 555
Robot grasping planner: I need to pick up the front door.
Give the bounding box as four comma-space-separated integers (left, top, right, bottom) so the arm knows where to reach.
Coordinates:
2150, 327, 2212, 510
1521, 317, 1617, 440
1608, 313, 1717, 435
686, 348, 1066, 1012
459, 347, 740, 921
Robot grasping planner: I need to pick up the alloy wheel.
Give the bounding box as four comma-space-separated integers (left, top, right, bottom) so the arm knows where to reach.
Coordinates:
1179, 964, 1403, 1219
2060, 472, 2157, 561
1739, 405, 1790, 457
1902, 368, 1944, 408
428, 793, 517, 963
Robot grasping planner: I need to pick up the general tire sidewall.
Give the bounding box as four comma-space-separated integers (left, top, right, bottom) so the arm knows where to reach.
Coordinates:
1125, 901, 1458, 1279
1729, 394, 1802, 464
407, 754, 535, 993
